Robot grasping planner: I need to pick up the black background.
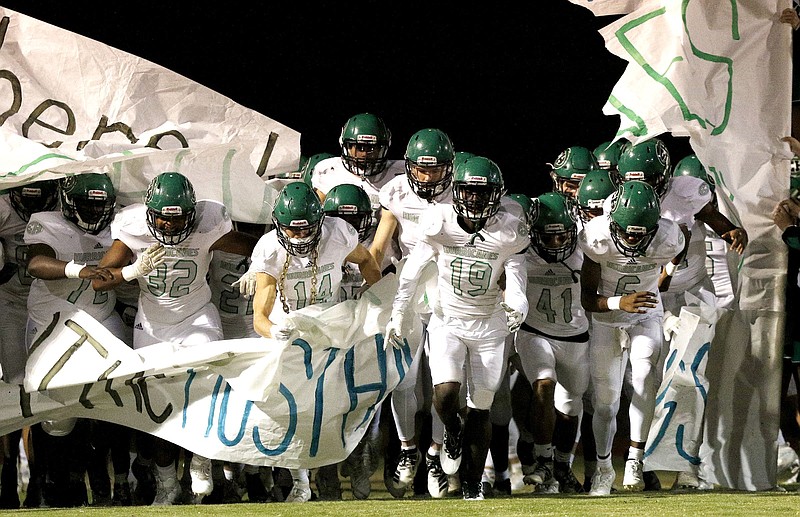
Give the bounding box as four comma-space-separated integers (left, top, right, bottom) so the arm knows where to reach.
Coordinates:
0, 2, 691, 195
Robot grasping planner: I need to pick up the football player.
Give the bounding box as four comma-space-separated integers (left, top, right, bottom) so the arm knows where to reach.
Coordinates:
0, 179, 58, 508
514, 192, 588, 494
579, 180, 689, 495
385, 155, 530, 500
370, 128, 456, 499
549, 146, 601, 199
311, 113, 404, 271
24, 173, 125, 507
658, 154, 747, 489
91, 172, 259, 505
245, 182, 381, 503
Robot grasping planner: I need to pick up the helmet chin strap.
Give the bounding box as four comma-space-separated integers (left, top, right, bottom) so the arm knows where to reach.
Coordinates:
467, 219, 487, 246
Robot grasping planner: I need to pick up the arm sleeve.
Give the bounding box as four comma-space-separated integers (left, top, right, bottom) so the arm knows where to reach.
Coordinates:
392, 238, 436, 314
502, 252, 528, 318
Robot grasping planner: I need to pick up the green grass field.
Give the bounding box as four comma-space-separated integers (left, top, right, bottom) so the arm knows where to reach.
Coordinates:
0, 490, 799, 517
2, 470, 800, 517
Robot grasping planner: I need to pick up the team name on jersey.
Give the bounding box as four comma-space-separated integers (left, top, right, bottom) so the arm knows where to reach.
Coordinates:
402, 212, 419, 224
286, 262, 335, 280
606, 261, 657, 274
529, 274, 574, 287
219, 258, 247, 273
73, 251, 106, 262
443, 245, 499, 260
162, 247, 200, 258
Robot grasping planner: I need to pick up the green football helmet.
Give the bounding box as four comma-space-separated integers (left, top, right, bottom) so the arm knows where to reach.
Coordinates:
454, 151, 476, 169
405, 128, 455, 201
593, 140, 628, 172
506, 193, 534, 218
452, 156, 505, 223
273, 182, 325, 256
609, 180, 661, 257
673, 154, 713, 186
550, 146, 600, 198
144, 172, 197, 245
322, 183, 373, 242
506, 193, 534, 233
60, 173, 116, 234
530, 192, 578, 263
576, 169, 616, 223
339, 113, 392, 177
617, 138, 672, 198
9, 180, 59, 222
300, 152, 336, 186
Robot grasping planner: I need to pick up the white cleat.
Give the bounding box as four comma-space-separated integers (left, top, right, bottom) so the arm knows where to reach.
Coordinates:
589, 464, 616, 497
190, 455, 213, 496
622, 459, 644, 492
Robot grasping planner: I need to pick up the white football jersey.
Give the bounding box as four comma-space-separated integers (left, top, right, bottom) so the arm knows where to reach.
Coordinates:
311, 156, 404, 261
659, 176, 714, 291
660, 176, 712, 227
0, 194, 34, 299
524, 247, 589, 337
405, 202, 530, 319
579, 214, 685, 324
111, 200, 232, 325
248, 216, 359, 325
379, 173, 452, 257
209, 250, 253, 323
24, 211, 116, 324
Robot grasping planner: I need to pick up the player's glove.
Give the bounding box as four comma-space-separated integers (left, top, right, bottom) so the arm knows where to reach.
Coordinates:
662, 312, 681, 342
232, 270, 258, 298
122, 243, 165, 281
272, 323, 295, 341
385, 313, 405, 350
501, 302, 523, 333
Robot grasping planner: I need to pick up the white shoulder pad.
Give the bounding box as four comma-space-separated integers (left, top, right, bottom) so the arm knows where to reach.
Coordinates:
110, 204, 149, 239
420, 204, 445, 236
196, 200, 232, 234
24, 211, 70, 246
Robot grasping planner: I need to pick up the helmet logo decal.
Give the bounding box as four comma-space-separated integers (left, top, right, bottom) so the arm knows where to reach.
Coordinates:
87, 189, 108, 199
356, 135, 377, 144
21, 187, 42, 197
570, 173, 586, 181
625, 171, 645, 180
588, 199, 604, 208
161, 206, 183, 215
656, 140, 669, 166
553, 149, 570, 169
625, 224, 647, 234
289, 219, 310, 226
543, 223, 565, 232
465, 175, 488, 184
337, 205, 357, 213
417, 156, 438, 165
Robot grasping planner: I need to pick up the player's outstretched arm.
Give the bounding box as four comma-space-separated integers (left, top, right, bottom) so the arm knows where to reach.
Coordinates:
369, 208, 398, 272
347, 243, 382, 286
92, 239, 136, 291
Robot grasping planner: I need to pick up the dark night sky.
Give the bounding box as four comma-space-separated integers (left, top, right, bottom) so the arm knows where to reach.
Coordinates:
0, 2, 690, 195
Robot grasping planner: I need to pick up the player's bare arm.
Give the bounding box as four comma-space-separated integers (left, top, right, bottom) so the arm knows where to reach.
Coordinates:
252, 272, 279, 339
695, 202, 747, 254
346, 243, 382, 286
92, 239, 135, 291
27, 243, 113, 281
368, 207, 398, 271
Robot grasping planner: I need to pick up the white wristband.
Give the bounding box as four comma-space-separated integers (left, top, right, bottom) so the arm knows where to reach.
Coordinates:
607, 296, 622, 311
121, 264, 138, 282
64, 260, 86, 279
664, 262, 678, 276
